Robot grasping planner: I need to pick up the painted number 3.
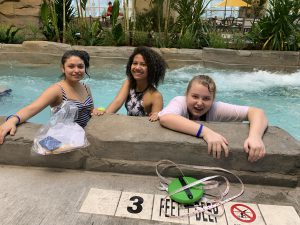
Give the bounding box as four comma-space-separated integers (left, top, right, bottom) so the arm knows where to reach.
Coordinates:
127, 196, 144, 214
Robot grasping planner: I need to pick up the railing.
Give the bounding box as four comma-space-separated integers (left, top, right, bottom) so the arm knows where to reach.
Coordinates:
205, 16, 257, 33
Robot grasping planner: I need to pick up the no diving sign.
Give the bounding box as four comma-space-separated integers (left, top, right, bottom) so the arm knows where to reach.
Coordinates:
225, 202, 265, 225
230, 203, 256, 223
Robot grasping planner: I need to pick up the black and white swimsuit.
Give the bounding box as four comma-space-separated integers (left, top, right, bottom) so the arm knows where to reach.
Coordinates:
125, 88, 147, 116
57, 83, 93, 127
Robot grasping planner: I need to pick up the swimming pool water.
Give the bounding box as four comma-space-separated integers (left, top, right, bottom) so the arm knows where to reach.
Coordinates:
0, 64, 299, 141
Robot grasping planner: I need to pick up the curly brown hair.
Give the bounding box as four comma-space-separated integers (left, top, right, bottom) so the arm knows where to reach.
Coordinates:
126, 46, 168, 89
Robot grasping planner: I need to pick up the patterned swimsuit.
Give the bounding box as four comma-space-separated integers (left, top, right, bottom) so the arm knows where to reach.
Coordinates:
57, 83, 93, 127
125, 88, 147, 116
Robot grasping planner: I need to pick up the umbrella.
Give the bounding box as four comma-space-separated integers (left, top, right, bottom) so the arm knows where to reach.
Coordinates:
215, 0, 250, 7
215, 0, 251, 19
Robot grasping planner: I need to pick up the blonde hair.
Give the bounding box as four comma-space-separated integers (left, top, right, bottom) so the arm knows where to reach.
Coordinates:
186, 75, 216, 99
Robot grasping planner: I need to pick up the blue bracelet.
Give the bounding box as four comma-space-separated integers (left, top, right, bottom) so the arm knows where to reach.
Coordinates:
6, 114, 21, 125
196, 124, 203, 138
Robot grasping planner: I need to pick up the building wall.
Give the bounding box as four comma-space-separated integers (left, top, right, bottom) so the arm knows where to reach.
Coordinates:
0, 0, 42, 28
134, 0, 151, 14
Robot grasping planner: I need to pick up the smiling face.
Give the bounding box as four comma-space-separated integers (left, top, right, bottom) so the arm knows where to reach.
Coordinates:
61, 56, 86, 82
130, 54, 148, 82
186, 80, 215, 120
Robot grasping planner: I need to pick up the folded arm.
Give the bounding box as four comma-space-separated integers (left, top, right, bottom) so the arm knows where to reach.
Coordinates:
159, 114, 229, 159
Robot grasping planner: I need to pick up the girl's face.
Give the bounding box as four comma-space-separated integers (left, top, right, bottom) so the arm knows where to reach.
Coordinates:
186, 82, 214, 119
131, 54, 148, 82
61, 56, 85, 82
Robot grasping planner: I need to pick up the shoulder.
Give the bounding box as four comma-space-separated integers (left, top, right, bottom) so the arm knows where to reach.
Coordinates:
81, 82, 92, 94
46, 82, 63, 94
35, 83, 62, 107
163, 96, 187, 107
208, 101, 249, 121
170, 96, 186, 105
158, 96, 187, 117
148, 87, 162, 98
81, 82, 88, 88
124, 79, 130, 85
213, 101, 248, 111
122, 79, 131, 89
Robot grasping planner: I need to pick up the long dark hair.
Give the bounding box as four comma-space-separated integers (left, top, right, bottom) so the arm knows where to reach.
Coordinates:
126, 46, 167, 89
61, 50, 90, 78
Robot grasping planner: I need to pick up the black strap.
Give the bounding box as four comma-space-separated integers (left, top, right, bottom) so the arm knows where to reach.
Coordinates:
179, 177, 193, 199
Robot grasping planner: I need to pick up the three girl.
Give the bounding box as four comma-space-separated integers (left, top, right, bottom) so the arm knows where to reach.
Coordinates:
0, 48, 268, 163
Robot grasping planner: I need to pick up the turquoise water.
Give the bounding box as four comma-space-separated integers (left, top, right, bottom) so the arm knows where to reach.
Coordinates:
0, 64, 299, 141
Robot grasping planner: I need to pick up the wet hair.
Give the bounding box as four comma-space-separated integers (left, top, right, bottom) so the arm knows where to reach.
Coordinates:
61, 50, 90, 78
126, 46, 168, 89
186, 75, 216, 99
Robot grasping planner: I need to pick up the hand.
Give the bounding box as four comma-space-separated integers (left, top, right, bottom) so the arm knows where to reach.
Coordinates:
91, 108, 105, 116
0, 121, 17, 144
148, 112, 159, 122
202, 127, 229, 159
243, 136, 266, 162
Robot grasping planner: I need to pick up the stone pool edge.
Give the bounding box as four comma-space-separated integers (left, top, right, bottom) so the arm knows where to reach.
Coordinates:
0, 41, 299, 72
0, 115, 299, 188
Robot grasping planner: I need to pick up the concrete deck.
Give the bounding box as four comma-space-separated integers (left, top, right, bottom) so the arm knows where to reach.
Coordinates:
0, 164, 299, 225
0, 115, 299, 188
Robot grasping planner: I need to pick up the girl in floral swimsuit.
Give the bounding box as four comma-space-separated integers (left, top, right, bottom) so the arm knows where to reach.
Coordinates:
105, 46, 168, 121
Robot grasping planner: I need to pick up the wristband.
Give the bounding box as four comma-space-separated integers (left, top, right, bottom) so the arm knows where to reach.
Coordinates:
6, 114, 21, 125
196, 124, 203, 138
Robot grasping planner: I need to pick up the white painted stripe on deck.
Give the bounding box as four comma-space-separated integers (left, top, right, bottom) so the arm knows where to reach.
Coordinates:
258, 204, 300, 225
79, 188, 121, 215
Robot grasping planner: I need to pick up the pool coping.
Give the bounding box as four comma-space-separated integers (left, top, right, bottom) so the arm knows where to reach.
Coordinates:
0, 41, 299, 72
0, 115, 299, 188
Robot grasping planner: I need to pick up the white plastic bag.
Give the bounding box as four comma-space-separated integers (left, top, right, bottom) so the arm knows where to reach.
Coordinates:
32, 101, 90, 155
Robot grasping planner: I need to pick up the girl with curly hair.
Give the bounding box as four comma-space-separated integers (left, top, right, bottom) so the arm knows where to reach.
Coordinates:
105, 46, 167, 121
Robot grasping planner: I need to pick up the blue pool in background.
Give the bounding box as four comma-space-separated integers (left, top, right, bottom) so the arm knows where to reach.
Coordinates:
0, 64, 299, 141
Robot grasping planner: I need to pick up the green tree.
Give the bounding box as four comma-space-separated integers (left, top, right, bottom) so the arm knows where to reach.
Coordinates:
40, 0, 75, 42
249, 0, 300, 50
171, 0, 211, 48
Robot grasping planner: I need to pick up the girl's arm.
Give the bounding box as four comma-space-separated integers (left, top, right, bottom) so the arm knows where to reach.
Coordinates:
0, 85, 61, 144
105, 79, 130, 113
244, 107, 268, 162
148, 91, 163, 122
159, 114, 229, 159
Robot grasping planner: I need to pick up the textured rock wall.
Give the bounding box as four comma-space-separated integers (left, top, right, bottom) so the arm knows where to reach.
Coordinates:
0, 41, 299, 72
0, 115, 299, 187
0, 0, 42, 27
